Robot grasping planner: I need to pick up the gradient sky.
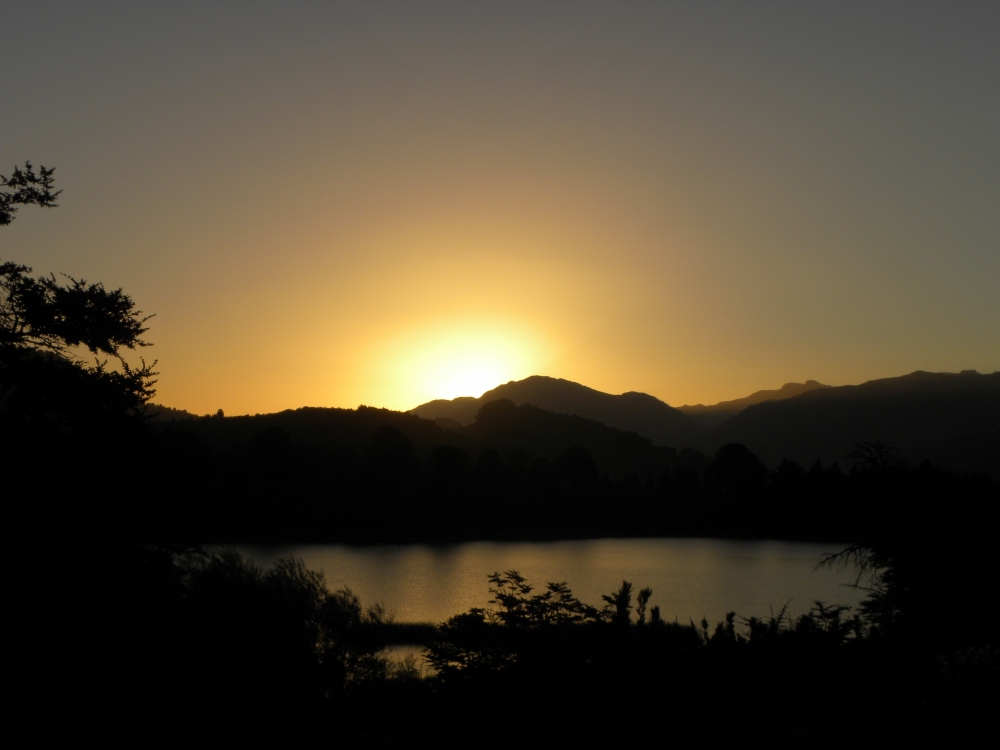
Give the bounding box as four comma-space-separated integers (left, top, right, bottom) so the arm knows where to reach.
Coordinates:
4, 1, 998, 415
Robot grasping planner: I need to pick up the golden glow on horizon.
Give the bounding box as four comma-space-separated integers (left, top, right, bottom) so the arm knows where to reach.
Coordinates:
364, 319, 550, 410
8, 5, 998, 417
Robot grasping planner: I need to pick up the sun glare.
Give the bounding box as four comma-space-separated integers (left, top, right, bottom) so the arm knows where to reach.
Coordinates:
421, 347, 511, 402
368, 320, 547, 410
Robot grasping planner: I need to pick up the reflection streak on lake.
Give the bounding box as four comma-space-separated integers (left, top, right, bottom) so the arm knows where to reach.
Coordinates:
240, 538, 862, 625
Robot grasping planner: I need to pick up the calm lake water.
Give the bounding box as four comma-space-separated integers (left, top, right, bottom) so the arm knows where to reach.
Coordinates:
239, 538, 863, 626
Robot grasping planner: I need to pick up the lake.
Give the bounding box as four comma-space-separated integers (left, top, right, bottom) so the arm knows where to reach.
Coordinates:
239, 538, 864, 626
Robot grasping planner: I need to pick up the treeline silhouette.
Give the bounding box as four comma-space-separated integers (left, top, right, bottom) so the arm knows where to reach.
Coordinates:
124, 401, 999, 548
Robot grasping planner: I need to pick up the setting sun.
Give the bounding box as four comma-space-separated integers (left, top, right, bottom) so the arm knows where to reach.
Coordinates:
365, 319, 549, 410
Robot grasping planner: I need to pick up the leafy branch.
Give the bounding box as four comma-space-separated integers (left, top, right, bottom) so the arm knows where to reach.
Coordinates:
1, 162, 61, 225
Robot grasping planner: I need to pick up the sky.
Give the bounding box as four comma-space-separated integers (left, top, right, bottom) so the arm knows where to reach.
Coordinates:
3, 1, 998, 415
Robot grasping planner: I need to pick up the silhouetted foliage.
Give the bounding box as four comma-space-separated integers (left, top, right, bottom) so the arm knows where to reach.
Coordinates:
602, 580, 633, 627
1, 167, 156, 440
848, 439, 903, 473
418, 569, 995, 746
0, 261, 157, 427
77, 548, 998, 747
816, 443, 999, 651
0, 162, 61, 225
91, 548, 428, 747
1, 166, 163, 587
487, 569, 600, 627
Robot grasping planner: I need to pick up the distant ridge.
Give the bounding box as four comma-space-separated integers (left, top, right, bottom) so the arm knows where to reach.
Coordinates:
700, 370, 1000, 475
679, 380, 830, 429
411, 375, 703, 448
157, 370, 1000, 476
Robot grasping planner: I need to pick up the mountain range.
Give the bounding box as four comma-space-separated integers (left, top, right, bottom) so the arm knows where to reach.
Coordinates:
677, 380, 831, 429
149, 369, 999, 478
410, 375, 702, 447
411, 370, 1000, 475
701, 369, 999, 474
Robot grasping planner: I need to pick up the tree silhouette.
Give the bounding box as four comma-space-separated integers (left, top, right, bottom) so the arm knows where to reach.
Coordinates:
847, 440, 902, 473
1, 162, 61, 225
635, 587, 653, 625
602, 580, 633, 626
486, 570, 599, 626
1, 164, 156, 431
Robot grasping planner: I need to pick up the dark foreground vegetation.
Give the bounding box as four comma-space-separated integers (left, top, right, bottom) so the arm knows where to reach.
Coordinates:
5, 165, 997, 746
76, 547, 998, 748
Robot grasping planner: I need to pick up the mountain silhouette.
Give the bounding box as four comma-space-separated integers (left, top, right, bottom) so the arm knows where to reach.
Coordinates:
465, 399, 677, 480
678, 380, 830, 429
156, 370, 999, 478
156, 399, 680, 481
411, 375, 703, 448
701, 370, 1000, 475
